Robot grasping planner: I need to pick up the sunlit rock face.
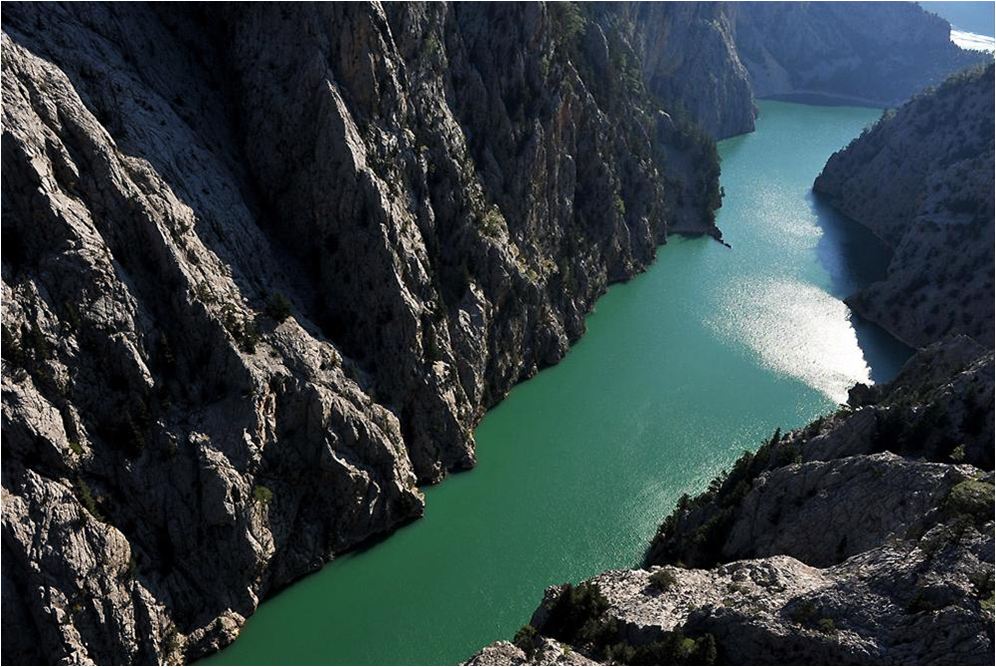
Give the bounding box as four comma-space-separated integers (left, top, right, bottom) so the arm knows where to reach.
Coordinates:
815, 64, 995, 350
0, 2, 989, 665
1, 3, 725, 663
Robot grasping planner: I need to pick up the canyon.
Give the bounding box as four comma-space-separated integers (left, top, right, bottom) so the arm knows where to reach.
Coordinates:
1, 2, 989, 665
468, 338, 994, 665
467, 48, 995, 667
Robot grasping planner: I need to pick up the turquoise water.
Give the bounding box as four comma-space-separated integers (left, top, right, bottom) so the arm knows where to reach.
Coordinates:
203, 101, 911, 666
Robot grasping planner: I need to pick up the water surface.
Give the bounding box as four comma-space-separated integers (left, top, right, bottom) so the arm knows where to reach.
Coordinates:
204, 101, 911, 666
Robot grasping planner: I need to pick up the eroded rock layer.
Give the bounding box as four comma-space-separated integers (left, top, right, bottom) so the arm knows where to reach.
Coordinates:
0, 2, 989, 665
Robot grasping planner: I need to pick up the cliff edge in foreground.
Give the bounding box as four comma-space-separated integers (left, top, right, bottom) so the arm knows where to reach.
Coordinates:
468, 336, 994, 665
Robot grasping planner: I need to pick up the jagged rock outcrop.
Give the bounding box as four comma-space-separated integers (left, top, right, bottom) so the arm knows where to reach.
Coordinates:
468, 336, 994, 665
2, 2, 726, 664
814, 64, 995, 349
624, 2, 756, 141
466, 638, 601, 667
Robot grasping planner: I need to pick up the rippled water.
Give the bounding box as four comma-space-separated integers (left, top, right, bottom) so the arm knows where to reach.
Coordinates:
203, 101, 912, 666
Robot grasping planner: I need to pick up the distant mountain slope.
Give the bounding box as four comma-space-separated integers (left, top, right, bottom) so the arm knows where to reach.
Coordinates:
731, 1, 990, 109
814, 64, 995, 348
635, 0, 992, 139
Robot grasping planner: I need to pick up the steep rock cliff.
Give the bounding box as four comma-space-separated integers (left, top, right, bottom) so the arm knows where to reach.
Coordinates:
1, 2, 726, 663
814, 64, 995, 348
468, 336, 994, 665
624, 2, 756, 140
1, 3, 990, 665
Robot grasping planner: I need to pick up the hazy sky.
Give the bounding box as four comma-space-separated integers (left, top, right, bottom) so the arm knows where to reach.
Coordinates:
919, 1, 995, 36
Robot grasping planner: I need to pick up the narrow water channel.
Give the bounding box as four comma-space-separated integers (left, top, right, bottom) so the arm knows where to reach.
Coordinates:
203, 100, 913, 666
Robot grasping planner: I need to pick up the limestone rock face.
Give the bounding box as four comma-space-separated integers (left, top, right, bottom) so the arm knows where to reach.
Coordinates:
470, 337, 994, 665
814, 65, 995, 348
2, 2, 726, 664
465, 638, 601, 667
625, 2, 756, 140
649, 336, 994, 567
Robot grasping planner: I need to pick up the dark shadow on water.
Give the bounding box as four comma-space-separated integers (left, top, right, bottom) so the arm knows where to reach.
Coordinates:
809, 192, 914, 383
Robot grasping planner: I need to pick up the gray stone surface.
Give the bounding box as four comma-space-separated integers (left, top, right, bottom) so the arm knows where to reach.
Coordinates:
1, 3, 989, 665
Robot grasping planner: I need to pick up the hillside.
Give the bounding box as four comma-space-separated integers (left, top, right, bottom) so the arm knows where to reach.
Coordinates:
1, 2, 989, 664
814, 64, 995, 348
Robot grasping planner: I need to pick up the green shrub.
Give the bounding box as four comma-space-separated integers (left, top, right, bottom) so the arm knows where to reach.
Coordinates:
648, 568, 677, 591
239, 318, 260, 354
542, 582, 610, 645
265, 292, 293, 323
606, 632, 717, 665
945, 478, 995, 524
253, 484, 274, 505
816, 618, 837, 635
75, 477, 104, 521
422, 34, 443, 60
163, 626, 183, 662
479, 206, 504, 238
549, 2, 586, 48
613, 194, 626, 217
513, 624, 537, 653
222, 305, 261, 354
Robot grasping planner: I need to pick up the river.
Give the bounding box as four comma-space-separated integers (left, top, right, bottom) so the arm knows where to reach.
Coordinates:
203, 100, 913, 666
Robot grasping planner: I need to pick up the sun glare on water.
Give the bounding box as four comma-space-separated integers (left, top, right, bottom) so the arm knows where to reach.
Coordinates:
711, 278, 872, 404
